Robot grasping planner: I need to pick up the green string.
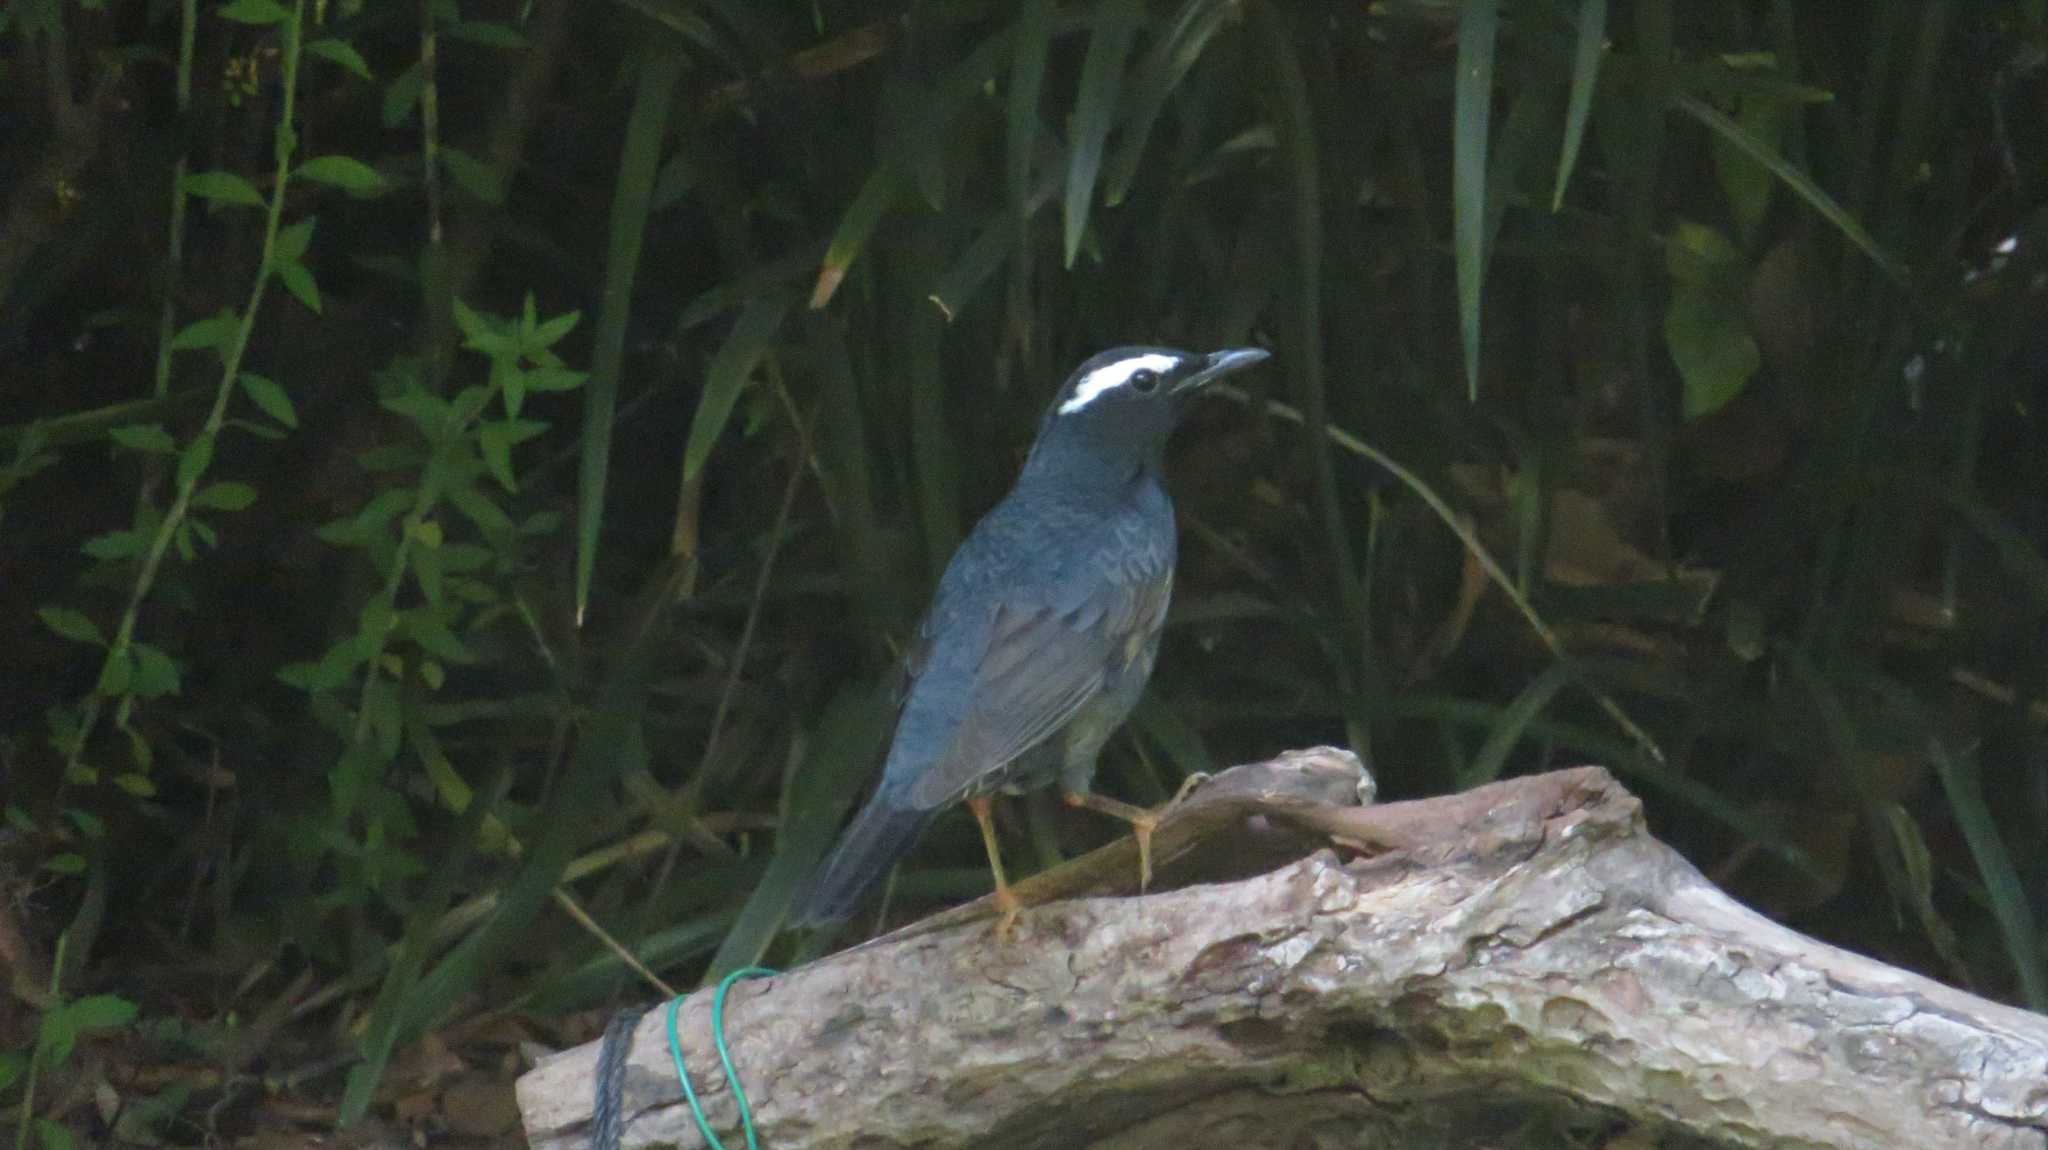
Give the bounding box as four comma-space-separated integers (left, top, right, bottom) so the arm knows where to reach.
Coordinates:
667, 966, 777, 1150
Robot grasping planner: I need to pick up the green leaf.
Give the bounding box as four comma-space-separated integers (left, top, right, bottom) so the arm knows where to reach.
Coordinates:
1711, 86, 1783, 245
1665, 218, 1744, 284
171, 313, 239, 353
274, 259, 320, 312
278, 659, 345, 692
39, 606, 103, 646
405, 614, 477, 664
274, 215, 317, 261
363, 673, 403, 760
382, 60, 424, 127
98, 647, 134, 695
297, 155, 388, 196
0, 1052, 24, 1093
439, 147, 505, 205
67, 994, 138, 1031
444, 20, 526, 49
451, 299, 517, 356
35, 1116, 74, 1150
42, 853, 87, 876
64, 809, 106, 839
130, 643, 182, 697
1551, 0, 1607, 209
238, 372, 299, 428
447, 482, 514, 535
307, 37, 373, 80
176, 432, 216, 491
1452, 0, 1499, 402
478, 419, 548, 493
181, 169, 266, 207
126, 729, 154, 777
217, 0, 290, 23
682, 294, 791, 482
1665, 282, 1758, 420
528, 310, 581, 350
81, 530, 147, 560
194, 482, 258, 511
1062, 0, 1144, 268
114, 772, 158, 797
109, 423, 176, 454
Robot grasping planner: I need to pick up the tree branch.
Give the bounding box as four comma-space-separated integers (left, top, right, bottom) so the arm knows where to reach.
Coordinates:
517, 752, 2048, 1149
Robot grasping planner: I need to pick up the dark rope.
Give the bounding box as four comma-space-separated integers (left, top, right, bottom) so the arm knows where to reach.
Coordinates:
590, 1004, 648, 1150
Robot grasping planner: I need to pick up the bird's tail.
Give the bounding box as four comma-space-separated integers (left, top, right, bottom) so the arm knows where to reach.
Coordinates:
793, 794, 934, 927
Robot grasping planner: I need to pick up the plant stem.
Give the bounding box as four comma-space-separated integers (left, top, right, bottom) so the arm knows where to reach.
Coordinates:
64, 0, 309, 779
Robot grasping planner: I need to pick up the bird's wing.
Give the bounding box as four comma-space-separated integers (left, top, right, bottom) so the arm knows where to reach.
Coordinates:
905, 574, 1168, 809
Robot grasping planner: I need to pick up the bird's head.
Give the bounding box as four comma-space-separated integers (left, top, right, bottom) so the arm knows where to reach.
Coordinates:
1026, 345, 1270, 473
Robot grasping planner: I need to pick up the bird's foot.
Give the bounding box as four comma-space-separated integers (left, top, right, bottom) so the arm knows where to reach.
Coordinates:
1169, 771, 1211, 806
991, 884, 1023, 942
1062, 791, 1162, 892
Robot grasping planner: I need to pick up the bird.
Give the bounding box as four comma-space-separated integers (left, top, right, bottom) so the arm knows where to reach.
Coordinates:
794, 344, 1271, 935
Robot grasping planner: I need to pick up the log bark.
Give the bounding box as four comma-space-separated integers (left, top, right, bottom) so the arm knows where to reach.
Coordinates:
515, 750, 2048, 1149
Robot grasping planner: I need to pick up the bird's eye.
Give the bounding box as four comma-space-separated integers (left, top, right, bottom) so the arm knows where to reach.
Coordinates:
1128, 369, 1159, 393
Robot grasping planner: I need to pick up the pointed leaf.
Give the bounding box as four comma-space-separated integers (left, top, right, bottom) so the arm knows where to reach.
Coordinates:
171, 313, 239, 353
1453, 0, 1499, 402
307, 37, 373, 80
238, 372, 299, 428
1551, 0, 1607, 209
217, 0, 290, 24
297, 155, 388, 196
1675, 91, 1905, 284
1062, 0, 1144, 267
682, 295, 791, 482
39, 606, 103, 646
181, 170, 265, 207
109, 424, 176, 454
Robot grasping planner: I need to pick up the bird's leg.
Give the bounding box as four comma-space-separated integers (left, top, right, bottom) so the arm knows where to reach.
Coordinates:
1061, 791, 1162, 892
966, 796, 1022, 940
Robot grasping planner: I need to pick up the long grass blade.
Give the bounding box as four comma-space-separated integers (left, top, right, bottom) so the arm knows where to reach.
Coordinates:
577, 52, 682, 622
1254, 7, 1374, 755
1551, 0, 1606, 210
681, 293, 793, 483
1103, 0, 1232, 207
1008, 0, 1056, 223
1463, 660, 1574, 785
1452, 0, 1498, 402
705, 681, 891, 979
1062, 0, 1145, 268
1866, 674, 2048, 1010
1674, 91, 1907, 285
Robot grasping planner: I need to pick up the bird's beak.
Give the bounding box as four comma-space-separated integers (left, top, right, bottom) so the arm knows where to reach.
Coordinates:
1173, 347, 1271, 396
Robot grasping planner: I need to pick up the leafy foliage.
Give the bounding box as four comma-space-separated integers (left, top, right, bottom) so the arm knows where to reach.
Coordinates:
2, 0, 2047, 1141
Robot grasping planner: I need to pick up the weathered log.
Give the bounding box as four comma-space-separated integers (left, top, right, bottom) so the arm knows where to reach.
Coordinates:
515, 750, 2048, 1149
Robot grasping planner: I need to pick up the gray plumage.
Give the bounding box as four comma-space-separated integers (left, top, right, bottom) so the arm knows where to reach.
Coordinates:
795, 345, 1268, 926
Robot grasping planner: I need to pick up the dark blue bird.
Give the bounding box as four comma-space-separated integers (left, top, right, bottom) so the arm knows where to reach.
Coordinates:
795, 345, 1271, 933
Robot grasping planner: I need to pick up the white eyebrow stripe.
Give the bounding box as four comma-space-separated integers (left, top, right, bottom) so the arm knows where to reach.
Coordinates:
1057, 353, 1178, 414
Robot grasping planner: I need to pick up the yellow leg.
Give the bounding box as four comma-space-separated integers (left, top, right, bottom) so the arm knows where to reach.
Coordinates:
1062, 791, 1163, 892
966, 796, 1021, 939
